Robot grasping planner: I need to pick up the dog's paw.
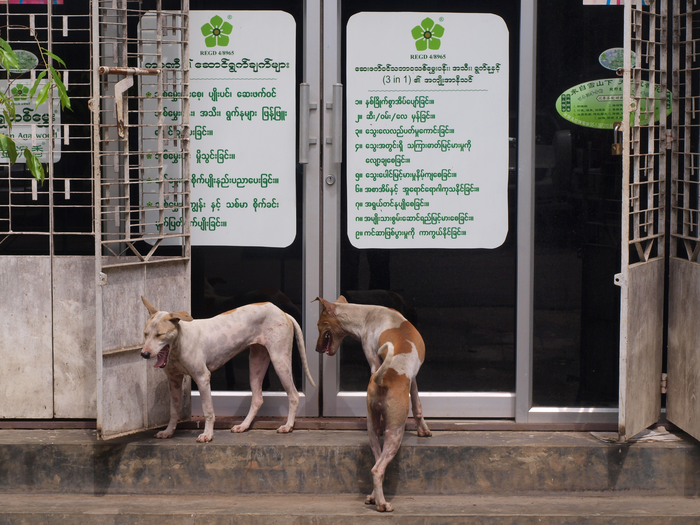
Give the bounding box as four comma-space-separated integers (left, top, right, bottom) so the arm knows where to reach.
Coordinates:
231, 424, 248, 433
276, 424, 294, 434
196, 433, 212, 443
375, 502, 393, 512
418, 428, 432, 438
364, 494, 376, 505
417, 420, 432, 437
155, 430, 173, 439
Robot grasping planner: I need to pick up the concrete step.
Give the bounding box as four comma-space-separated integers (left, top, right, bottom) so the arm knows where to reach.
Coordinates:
2, 493, 700, 524
2, 428, 699, 497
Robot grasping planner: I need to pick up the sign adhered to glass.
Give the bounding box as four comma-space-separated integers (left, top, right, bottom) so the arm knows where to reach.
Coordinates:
346, 12, 509, 249
140, 11, 297, 247
555, 78, 672, 129
0, 79, 61, 164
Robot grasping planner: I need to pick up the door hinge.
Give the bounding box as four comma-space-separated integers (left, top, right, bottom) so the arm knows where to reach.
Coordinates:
661, 372, 667, 394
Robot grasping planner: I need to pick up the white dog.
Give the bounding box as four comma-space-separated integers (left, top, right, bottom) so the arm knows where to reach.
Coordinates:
141, 296, 316, 442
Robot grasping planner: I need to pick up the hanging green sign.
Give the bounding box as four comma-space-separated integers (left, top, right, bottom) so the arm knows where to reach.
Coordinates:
556, 78, 672, 129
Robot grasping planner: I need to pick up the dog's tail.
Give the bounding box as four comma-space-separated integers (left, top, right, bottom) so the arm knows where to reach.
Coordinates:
288, 314, 317, 389
371, 342, 394, 387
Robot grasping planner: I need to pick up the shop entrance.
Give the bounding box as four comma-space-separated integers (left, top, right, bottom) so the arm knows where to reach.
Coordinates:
3, 0, 700, 440
185, 0, 522, 421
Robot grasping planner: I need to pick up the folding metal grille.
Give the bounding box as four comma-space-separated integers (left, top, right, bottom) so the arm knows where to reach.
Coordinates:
0, 1, 94, 255
94, 0, 190, 268
672, 0, 700, 261
626, 0, 668, 267
618, 0, 668, 442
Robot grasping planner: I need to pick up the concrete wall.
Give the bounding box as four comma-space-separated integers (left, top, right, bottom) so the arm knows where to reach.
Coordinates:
0, 256, 96, 419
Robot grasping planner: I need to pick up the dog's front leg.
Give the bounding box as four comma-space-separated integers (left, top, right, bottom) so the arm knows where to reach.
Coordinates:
410, 378, 432, 437
195, 371, 215, 442
155, 373, 184, 439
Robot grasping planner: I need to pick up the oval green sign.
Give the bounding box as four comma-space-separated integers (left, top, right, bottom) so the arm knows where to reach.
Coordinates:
556, 78, 672, 130
598, 48, 636, 71
2, 49, 39, 74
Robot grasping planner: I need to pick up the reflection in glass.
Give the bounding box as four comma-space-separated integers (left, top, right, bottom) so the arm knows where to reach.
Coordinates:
533, 1, 622, 407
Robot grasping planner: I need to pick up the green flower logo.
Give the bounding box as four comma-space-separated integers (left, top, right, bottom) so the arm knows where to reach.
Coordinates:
11, 85, 29, 101
411, 17, 444, 51
201, 15, 233, 48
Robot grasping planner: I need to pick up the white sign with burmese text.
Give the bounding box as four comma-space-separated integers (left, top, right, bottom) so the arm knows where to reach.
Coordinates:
347, 12, 509, 249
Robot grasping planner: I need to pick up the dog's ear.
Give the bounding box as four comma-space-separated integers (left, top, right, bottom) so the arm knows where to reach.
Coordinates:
336, 295, 348, 304
170, 311, 193, 322
141, 296, 159, 317
314, 297, 337, 317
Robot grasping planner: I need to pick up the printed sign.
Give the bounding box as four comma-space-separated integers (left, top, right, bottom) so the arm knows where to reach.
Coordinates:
0, 79, 61, 164
140, 11, 297, 247
556, 78, 672, 129
347, 12, 509, 249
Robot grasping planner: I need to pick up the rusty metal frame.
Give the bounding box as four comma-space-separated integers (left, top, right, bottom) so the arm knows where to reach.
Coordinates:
618, 0, 668, 442
93, 0, 190, 270
671, 0, 700, 261
0, 2, 94, 254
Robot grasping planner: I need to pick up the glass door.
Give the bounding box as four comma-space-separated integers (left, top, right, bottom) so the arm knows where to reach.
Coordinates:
184, 0, 625, 424
321, 0, 522, 417
185, 0, 320, 419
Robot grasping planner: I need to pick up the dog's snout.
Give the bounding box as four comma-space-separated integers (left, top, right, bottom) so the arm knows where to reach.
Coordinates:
141, 351, 151, 359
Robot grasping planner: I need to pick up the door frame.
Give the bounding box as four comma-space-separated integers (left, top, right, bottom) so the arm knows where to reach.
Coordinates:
198, 0, 620, 425
318, 0, 530, 420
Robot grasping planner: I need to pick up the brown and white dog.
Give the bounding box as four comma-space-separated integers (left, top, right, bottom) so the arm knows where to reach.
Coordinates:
314, 296, 431, 512
141, 296, 316, 443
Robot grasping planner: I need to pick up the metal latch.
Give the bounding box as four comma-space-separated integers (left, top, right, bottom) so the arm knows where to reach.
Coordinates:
99, 66, 160, 138
612, 122, 623, 156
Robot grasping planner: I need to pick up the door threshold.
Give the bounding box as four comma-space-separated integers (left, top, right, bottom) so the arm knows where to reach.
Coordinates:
0, 417, 619, 432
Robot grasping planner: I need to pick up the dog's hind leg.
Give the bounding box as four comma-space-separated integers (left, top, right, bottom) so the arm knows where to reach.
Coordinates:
233, 344, 270, 433
370, 422, 405, 512
268, 344, 299, 433
155, 372, 184, 439
367, 379, 409, 512
364, 387, 383, 507
410, 378, 432, 437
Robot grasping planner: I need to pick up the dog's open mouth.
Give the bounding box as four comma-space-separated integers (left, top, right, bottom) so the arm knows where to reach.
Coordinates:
155, 346, 170, 368
321, 332, 332, 354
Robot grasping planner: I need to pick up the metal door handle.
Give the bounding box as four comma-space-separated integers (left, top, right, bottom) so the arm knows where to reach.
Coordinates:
331, 83, 343, 164
299, 83, 317, 164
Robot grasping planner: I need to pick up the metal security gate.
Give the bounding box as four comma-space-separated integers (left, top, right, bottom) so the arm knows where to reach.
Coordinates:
93, 0, 191, 439
621, 0, 700, 443
667, 0, 700, 442
619, 0, 668, 442
0, 1, 97, 420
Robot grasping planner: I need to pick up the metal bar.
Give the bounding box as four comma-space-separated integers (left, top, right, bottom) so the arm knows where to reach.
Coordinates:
93, 0, 105, 440
515, 0, 537, 424
98, 66, 160, 76
299, 83, 311, 164
331, 83, 343, 164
